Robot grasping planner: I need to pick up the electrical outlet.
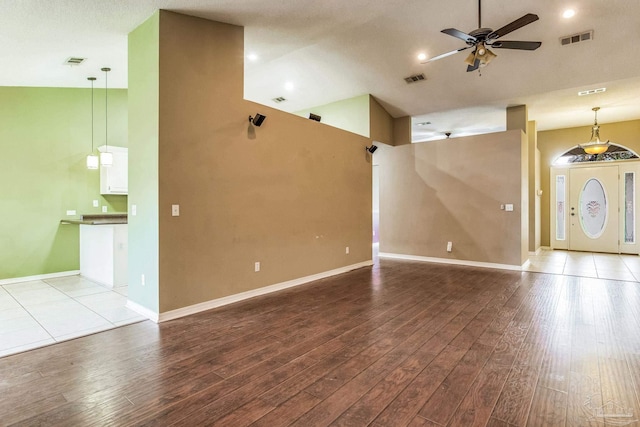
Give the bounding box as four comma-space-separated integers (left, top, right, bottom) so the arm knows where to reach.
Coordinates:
66, 210, 76, 216
255, 262, 260, 272
92, 200, 99, 207
102, 206, 108, 213
141, 274, 145, 286
172, 204, 180, 216
346, 246, 350, 254
447, 241, 453, 252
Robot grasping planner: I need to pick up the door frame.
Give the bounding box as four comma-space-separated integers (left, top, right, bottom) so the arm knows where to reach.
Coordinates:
550, 160, 640, 254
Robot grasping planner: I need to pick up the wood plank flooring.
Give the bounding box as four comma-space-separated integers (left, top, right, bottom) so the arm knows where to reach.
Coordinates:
1, 259, 640, 426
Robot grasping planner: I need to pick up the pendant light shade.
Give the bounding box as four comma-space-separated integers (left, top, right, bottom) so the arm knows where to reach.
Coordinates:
100, 151, 113, 166
86, 77, 99, 170
100, 67, 113, 167
87, 154, 99, 169
580, 107, 610, 155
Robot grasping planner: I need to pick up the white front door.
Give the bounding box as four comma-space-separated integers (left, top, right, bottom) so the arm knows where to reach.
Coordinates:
568, 166, 619, 252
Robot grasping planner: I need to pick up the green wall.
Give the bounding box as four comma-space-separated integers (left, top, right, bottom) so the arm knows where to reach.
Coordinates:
294, 94, 370, 137
0, 86, 128, 280
127, 11, 160, 313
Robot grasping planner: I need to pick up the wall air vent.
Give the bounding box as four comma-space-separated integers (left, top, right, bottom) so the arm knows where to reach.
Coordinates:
404, 73, 426, 84
578, 87, 606, 96
272, 96, 287, 103
64, 57, 86, 65
560, 30, 594, 46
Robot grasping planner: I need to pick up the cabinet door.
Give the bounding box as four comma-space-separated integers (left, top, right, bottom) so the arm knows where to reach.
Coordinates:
100, 150, 128, 195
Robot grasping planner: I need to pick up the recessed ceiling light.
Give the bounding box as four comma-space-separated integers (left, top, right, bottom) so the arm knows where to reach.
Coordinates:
284, 82, 294, 91
562, 9, 576, 18
247, 53, 258, 61
417, 53, 427, 61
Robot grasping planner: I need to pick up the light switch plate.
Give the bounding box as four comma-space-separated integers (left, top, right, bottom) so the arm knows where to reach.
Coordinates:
505, 204, 514, 212
92, 200, 99, 207
131, 205, 137, 216
66, 210, 76, 216
172, 204, 180, 216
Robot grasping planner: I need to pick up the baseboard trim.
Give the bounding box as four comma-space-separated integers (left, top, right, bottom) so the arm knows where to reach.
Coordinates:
125, 300, 160, 323
0, 270, 80, 286
128, 260, 374, 324
528, 247, 543, 256
379, 253, 524, 272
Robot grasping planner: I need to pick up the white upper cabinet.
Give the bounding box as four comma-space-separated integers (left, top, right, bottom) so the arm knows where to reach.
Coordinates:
98, 145, 128, 195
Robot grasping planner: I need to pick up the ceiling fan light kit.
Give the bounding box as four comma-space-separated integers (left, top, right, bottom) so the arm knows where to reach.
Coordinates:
425, 0, 541, 72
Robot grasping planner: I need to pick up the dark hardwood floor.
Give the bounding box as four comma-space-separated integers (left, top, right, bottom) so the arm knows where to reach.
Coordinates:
2, 259, 640, 426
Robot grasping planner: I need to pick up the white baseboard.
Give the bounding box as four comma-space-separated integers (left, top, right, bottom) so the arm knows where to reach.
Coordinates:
0, 270, 80, 286
528, 247, 545, 256
125, 300, 159, 323
379, 253, 524, 272
128, 260, 374, 323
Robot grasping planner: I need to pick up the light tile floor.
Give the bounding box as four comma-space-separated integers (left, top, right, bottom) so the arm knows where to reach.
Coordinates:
0, 276, 146, 358
525, 248, 640, 282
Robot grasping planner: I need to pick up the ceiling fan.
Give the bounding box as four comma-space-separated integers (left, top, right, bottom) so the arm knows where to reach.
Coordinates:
423, 0, 542, 72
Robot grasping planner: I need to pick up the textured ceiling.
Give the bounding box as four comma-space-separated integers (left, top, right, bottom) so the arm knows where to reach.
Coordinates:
2, 0, 640, 140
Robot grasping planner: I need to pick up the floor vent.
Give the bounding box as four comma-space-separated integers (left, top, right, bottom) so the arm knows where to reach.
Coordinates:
272, 96, 287, 103
64, 57, 86, 65
560, 30, 594, 46
404, 73, 426, 84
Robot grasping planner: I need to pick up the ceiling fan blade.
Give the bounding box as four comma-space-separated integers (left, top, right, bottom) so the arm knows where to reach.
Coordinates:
488, 13, 539, 39
422, 46, 473, 63
467, 58, 480, 72
441, 28, 478, 44
491, 40, 541, 50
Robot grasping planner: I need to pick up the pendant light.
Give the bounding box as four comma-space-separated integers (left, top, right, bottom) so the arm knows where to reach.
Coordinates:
100, 67, 113, 167
86, 77, 99, 170
580, 107, 610, 155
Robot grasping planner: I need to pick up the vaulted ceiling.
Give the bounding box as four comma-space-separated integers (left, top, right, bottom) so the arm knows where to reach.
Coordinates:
3, 0, 639, 141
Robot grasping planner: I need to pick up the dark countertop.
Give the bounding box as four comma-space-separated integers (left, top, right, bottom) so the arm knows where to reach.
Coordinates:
61, 213, 128, 225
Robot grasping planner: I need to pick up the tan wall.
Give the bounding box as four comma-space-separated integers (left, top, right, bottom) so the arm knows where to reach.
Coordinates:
369, 96, 394, 146
538, 119, 640, 246
527, 121, 538, 253
393, 116, 412, 146
378, 130, 528, 266
155, 11, 372, 312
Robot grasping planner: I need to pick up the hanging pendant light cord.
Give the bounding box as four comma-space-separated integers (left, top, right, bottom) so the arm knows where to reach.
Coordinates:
104, 69, 108, 151
91, 79, 94, 152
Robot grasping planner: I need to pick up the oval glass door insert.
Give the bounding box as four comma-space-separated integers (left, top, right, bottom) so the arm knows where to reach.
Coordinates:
579, 178, 608, 239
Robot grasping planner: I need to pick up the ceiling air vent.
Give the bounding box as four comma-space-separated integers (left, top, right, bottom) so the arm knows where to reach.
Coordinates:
578, 87, 606, 96
404, 73, 426, 84
560, 30, 594, 46
272, 96, 287, 103
64, 57, 86, 65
